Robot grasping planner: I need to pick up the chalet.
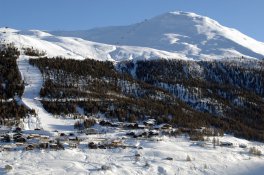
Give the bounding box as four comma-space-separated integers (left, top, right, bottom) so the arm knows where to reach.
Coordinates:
110, 123, 119, 127
143, 119, 156, 127
14, 137, 26, 143
111, 139, 123, 146
137, 125, 146, 129
220, 141, 233, 147
114, 122, 124, 127
58, 135, 68, 142
49, 143, 59, 150
1, 135, 11, 142
60, 133, 66, 137
99, 120, 112, 127
166, 157, 173, 160
13, 133, 22, 139
84, 128, 98, 135
27, 134, 41, 139
31, 134, 41, 138
48, 139, 56, 144
135, 153, 141, 157
239, 144, 247, 148
69, 143, 77, 148
126, 132, 136, 137
68, 136, 79, 142
141, 131, 148, 137
148, 130, 159, 136
68, 133, 75, 136
40, 135, 49, 142
136, 133, 143, 138
3, 145, 13, 151
98, 144, 107, 149
25, 144, 35, 151
125, 123, 138, 129
154, 124, 172, 130
16, 142, 25, 146
39, 142, 49, 149
88, 142, 98, 149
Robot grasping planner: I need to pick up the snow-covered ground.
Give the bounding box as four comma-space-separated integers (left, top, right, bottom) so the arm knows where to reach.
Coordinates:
17, 55, 76, 133
0, 131, 263, 175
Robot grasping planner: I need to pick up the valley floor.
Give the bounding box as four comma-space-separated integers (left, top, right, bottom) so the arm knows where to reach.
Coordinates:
0, 133, 264, 175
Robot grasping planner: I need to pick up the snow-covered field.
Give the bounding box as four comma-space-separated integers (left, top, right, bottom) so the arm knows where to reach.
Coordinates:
0, 131, 264, 175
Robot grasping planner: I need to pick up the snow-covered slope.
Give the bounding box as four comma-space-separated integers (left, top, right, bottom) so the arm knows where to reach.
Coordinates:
17, 55, 76, 133
0, 28, 188, 62
51, 11, 264, 60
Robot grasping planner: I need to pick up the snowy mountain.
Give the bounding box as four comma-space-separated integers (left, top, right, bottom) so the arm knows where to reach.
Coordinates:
51, 11, 264, 60
0, 28, 188, 62
1, 12, 264, 62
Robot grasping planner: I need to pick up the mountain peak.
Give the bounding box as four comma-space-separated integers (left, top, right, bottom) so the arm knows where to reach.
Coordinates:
168, 11, 207, 19
51, 11, 264, 60
1, 11, 264, 61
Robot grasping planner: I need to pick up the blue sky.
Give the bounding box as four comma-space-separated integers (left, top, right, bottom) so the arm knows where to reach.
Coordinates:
2, 0, 264, 41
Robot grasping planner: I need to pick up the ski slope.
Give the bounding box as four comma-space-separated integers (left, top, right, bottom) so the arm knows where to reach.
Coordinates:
17, 55, 76, 133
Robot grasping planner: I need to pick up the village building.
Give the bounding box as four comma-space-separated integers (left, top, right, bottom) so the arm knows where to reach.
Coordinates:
84, 128, 98, 135
25, 144, 35, 151
143, 119, 156, 127
154, 123, 172, 130
220, 141, 233, 147
39, 142, 49, 149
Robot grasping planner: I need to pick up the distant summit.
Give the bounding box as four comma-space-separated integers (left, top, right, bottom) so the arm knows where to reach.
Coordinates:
51, 11, 264, 60
1, 11, 264, 61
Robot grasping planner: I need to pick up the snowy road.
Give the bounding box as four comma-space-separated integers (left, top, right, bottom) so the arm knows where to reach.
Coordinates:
17, 55, 76, 133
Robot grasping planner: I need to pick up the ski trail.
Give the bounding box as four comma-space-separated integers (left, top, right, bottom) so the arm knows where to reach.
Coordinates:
17, 55, 76, 133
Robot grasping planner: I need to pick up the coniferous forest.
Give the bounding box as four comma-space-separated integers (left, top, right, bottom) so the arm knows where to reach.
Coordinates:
29, 57, 264, 141
0, 44, 35, 125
